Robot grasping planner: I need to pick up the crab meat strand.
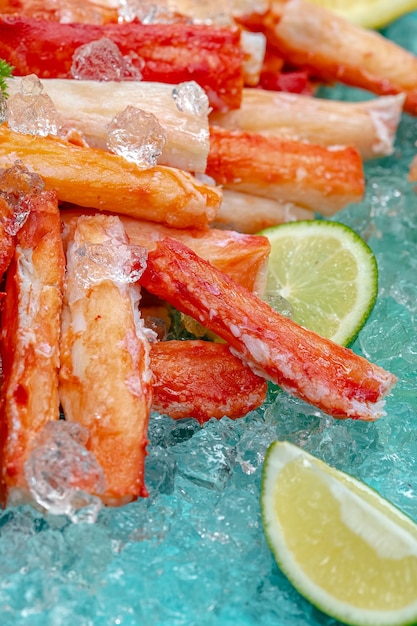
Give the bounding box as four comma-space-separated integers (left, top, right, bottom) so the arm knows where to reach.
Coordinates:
59, 214, 153, 504
0, 126, 222, 230
0, 190, 65, 506
150, 340, 267, 423
60, 206, 270, 294
207, 125, 364, 216
140, 237, 397, 421
0, 15, 245, 111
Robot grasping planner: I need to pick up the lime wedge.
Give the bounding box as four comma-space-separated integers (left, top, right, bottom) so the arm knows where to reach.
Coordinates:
304, 0, 417, 29
261, 441, 417, 626
258, 220, 378, 346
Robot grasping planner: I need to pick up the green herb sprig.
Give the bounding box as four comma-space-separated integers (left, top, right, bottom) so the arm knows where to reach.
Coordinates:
0, 59, 14, 98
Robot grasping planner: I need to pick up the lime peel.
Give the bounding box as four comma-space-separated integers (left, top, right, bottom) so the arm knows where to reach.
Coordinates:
304, 0, 417, 30
258, 220, 378, 346
261, 441, 417, 626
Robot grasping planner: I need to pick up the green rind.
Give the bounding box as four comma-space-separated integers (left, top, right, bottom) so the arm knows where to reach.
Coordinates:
260, 441, 417, 626
258, 220, 378, 347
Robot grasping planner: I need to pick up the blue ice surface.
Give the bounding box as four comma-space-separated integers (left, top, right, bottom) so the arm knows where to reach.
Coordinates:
2, 12, 417, 626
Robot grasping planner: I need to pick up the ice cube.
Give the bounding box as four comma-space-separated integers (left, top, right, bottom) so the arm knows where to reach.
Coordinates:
24, 421, 105, 522
71, 37, 143, 81
72, 239, 148, 290
118, 0, 177, 24
6, 74, 59, 137
106, 106, 167, 168
172, 81, 210, 117
0, 161, 44, 235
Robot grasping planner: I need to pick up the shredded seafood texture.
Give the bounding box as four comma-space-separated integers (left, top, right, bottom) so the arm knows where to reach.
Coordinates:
59, 214, 153, 505
0, 184, 65, 506
150, 340, 268, 423
140, 237, 397, 422
0, 126, 222, 229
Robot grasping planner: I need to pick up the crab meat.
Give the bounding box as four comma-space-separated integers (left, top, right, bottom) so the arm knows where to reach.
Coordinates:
140, 237, 397, 421
0, 190, 65, 506
58, 214, 153, 504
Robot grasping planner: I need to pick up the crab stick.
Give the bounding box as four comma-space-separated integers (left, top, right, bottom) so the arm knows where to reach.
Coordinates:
207, 125, 365, 215
139, 237, 397, 421
0, 15, 244, 111
0, 189, 65, 506
150, 340, 267, 423
215, 188, 313, 233
6, 78, 211, 174
0, 126, 222, 229
255, 0, 417, 116
210, 88, 405, 161
58, 214, 153, 504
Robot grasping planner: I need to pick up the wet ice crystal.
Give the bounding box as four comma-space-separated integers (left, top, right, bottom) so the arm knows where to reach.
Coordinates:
0, 161, 44, 235
6, 74, 58, 137
72, 238, 148, 290
172, 80, 210, 117
118, 0, 177, 23
24, 421, 105, 522
106, 106, 167, 168
71, 37, 143, 81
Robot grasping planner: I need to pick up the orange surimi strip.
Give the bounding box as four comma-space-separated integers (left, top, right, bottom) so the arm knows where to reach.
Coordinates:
60, 207, 271, 294
0, 126, 222, 229
140, 237, 397, 421
260, 0, 417, 115
207, 125, 364, 215
0, 190, 65, 505
150, 340, 268, 423
58, 214, 153, 504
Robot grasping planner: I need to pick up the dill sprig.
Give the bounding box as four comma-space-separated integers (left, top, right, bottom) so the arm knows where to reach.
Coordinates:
0, 58, 14, 98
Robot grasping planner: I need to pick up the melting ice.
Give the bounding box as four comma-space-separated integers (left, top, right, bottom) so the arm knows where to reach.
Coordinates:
24, 421, 105, 523
118, 0, 179, 23
71, 37, 143, 81
0, 162, 45, 235
106, 106, 167, 168
172, 81, 210, 117
6, 74, 58, 137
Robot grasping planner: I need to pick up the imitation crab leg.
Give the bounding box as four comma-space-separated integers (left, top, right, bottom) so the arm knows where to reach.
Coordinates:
0, 15, 245, 111
0, 188, 65, 506
0, 126, 222, 229
150, 340, 268, 423
60, 207, 271, 294
59, 214, 153, 504
210, 88, 405, 161
207, 126, 364, 215
251, 0, 417, 115
139, 237, 397, 421
6, 78, 211, 174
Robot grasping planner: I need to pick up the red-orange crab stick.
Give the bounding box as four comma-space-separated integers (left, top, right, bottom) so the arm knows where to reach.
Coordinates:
0, 190, 65, 506
150, 340, 268, 423
140, 237, 397, 421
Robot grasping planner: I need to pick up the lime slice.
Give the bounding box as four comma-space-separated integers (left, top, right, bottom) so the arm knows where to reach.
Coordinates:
261, 441, 417, 626
258, 220, 378, 346
304, 0, 417, 29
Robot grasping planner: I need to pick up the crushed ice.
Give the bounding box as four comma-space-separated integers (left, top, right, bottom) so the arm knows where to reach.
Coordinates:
118, 0, 178, 23
0, 162, 45, 235
72, 239, 148, 289
24, 421, 105, 523
71, 37, 143, 81
106, 106, 167, 168
172, 81, 210, 117
6, 74, 58, 137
